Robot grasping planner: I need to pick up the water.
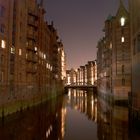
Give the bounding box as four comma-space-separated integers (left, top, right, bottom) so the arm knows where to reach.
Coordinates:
0, 89, 140, 140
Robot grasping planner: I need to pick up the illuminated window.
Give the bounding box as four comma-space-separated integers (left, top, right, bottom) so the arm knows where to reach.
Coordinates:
11, 47, 15, 54
121, 37, 124, 43
44, 54, 46, 59
34, 47, 37, 51
19, 49, 22, 55
110, 43, 112, 49
0, 71, 4, 82
120, 17, 125, 26
1, 40, 6, 48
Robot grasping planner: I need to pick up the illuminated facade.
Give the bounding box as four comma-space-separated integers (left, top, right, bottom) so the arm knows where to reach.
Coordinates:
66, 60, 97, 86
0, 0, 14, 101
97, 1, 131, 103
0, 0, 66, 117
66, 69, 77, 85
86, 61, 97, 85
97, 2, 130, 136
129, 0, 140, 122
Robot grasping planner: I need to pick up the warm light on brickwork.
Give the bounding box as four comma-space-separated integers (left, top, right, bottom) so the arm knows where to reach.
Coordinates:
121, 36, 124, 43
1, 40, 6, 48
19, 49, 22, 55
120, 17, 125, 26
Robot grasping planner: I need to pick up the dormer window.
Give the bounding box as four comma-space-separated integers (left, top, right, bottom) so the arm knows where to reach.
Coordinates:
120, 17, 125, 26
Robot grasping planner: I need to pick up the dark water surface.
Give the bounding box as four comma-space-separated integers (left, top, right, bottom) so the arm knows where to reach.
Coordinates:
0, 89, 140, 140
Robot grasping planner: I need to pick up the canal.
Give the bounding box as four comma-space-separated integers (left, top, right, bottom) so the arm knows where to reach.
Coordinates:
0, 89, 140, 140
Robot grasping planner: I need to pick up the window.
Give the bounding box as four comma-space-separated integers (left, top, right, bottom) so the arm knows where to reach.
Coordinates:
11, 47, 15, 54
120, 17, 125, 26
137, 35, 140, 52
122, 78, 125, 86
133, 39, 136, 55
110, 42, 112, 49
19, 49, 22, 55
122, 65, 124, 74
0, 24, 5, 33
121, 37, 124, 43
34, 46, 37, 51
0, 71, 4, 82
1, 55, 4, 64
0, 6, 5, 17
1, 40, 6, 48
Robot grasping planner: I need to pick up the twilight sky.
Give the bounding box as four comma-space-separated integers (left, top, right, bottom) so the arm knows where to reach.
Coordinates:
43, 0, 128, 69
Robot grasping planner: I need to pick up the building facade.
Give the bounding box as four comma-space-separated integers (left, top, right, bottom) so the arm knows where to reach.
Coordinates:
129, 0, 140, 122
0, 0, 66, 117
97, 1, 131, 104
97, 2, 131, 138
66, 60, 97, 86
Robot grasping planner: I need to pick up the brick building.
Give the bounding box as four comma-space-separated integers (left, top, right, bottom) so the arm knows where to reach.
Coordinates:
129, 0, 140, 123
0, 0, 66, 117
97, 1, 131, 103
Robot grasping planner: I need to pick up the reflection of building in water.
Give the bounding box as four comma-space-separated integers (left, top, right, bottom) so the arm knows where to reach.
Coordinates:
67, 89, 97, 122
97, 1, 131, 139
97, 94, 129, 140
0, 96, 66, 140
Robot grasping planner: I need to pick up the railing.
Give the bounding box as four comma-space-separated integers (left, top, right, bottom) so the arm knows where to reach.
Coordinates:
65, 82, 96, 89
28, 19, 38, 28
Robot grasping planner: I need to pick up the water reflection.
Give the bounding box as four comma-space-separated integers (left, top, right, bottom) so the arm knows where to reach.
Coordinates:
67, 89, 97, 122
64, 89, 98, 140
97, 98, 140, 140
0, 96, 66, 140
0, 90, 139, 140
97, 95, 129, 140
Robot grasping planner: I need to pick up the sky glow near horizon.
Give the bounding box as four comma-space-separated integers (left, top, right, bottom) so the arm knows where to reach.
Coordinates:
43, 0, 128, 69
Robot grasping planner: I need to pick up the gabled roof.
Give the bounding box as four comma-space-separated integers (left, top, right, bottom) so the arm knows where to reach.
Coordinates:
116, 0, 129, 18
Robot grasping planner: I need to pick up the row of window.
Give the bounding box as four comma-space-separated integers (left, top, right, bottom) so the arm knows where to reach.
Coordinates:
133, 35, 140, 55
0, 39, 6, 48
0, 24, 5, 33
0, 5, 5, 17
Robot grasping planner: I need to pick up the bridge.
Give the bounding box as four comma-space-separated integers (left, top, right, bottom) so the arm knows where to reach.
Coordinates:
64, 82, 97, 92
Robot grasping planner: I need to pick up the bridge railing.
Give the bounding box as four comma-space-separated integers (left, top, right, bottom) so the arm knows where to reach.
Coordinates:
65, 82, 95, 87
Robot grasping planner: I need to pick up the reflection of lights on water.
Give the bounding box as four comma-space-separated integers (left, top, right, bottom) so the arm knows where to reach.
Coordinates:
56, 113, 58, 118
95, 98, 97, 102
95, 105, 97, 122
68, 89, 71, 103
61, 107, 66, 138
91, 99, 94, 119
91, 100, 94, 107
74, 105, 78, 110
46, 125, 53, 139
85, 101, 87, 113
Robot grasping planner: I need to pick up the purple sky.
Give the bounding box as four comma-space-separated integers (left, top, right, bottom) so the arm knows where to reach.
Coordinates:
43, 0, 128, 69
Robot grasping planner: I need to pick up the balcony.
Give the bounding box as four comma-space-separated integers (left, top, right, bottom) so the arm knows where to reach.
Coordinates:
27, 33, 38, 41
28, 9, 38, 18
33, 55, 38, 63
27, 45, 35, 51
28, 19, 38, 28
26, 45, 37, 53
26, 54, 38, 63
26, 66, 37, 74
